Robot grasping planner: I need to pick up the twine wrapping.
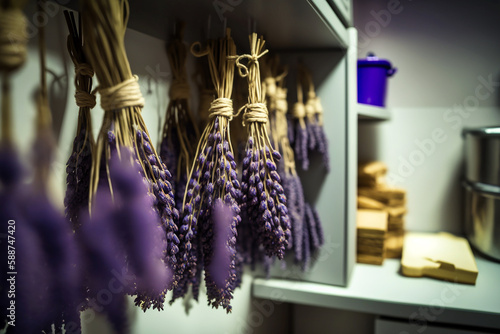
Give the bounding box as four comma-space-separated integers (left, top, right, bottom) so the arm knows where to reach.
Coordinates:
0, 9, 28, 71
96, 75, 144, 111
208, 97, 233, 119
74, 63, 96, 108
242, 102, 268, 125
292, 102, 306, 119
169, 80, 190, 101
275, 88, 288, 114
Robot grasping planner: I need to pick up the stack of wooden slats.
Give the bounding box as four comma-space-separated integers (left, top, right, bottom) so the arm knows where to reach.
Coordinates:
357, 161, 407, 261
356, 209, 388, 265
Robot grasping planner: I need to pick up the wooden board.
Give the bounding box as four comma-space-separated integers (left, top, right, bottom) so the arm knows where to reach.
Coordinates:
401, 232, 478, 284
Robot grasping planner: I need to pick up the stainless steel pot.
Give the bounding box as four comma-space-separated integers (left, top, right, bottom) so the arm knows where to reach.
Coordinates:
463, 126, 500, 186
463, 180, 500, 262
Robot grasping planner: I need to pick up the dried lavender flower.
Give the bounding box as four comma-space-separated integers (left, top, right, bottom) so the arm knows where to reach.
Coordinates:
235, 34, 291, 260
82, 0, 180, 295
159, 27, 199, 211
64, 11, 96, 230
171, 32, 241, 312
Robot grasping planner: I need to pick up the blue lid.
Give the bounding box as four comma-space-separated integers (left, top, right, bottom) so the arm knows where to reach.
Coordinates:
358, 53, 392, 69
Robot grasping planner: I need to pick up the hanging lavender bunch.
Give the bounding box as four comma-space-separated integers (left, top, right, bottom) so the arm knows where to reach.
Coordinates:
171, 31, 240, 312
290, 82, 309, 170
19, 190, 81, 334
0, 148, 57, 334
63, 11, 95, 230
82, 0, 181, 293
235, 33, 291, 260
305, 202, 324, 251
79, 146, 173, 324
264, 60, 326, 270
159, 24, 199, 211
302, 65, 330, 171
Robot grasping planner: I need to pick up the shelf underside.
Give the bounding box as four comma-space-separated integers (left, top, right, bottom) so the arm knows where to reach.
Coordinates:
61, 0, 348, 50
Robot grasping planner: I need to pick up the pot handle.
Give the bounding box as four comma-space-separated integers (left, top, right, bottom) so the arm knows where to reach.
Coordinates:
387, 67, 397, 77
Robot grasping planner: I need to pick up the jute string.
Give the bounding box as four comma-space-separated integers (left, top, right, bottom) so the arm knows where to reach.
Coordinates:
241, 102, 268, 125
275, 87, 287, 114
0, 8, 28, 71
94, 75, 145, 111
169, 79, 190, 101
292, 102, 306, 119
74, 63, 96, 108
209, 97, 234, 120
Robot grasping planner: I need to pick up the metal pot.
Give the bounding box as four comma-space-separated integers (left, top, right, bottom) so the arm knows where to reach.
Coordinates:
463, 180, 500, 262
463, 126, 500, 186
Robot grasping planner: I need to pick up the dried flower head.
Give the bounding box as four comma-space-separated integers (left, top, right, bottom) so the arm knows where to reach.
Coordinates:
234, 33, 291, 260
171, 31, 240, 313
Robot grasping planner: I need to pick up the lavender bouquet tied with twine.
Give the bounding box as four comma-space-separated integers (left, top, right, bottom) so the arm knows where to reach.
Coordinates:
235, 33, 291, 260
170, 32, 240, 313
82, 0, 180, 309
290, 64, 330, 171
302, 65, 329, 171
0, 4, 82, 330
159, 25, 199, 211
79, 147, 173, 331
63, 11, 96, 230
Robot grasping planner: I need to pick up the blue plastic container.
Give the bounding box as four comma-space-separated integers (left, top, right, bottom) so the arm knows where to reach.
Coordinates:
357, 53, 397, 107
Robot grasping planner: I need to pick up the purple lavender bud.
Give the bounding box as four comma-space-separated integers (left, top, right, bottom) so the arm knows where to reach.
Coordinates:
249, 186, 257, 198
251, 173, 259, 185
152, 165, 160, 178
267, 197, 275, 209
266, 160, 277, 171
272, 150, 281, 161
242, 156, 250, 168
149, 154, 157, 165
144, 141, 154, 155
207, 133, 215, 144
274, 181, 284, 194
198, 154, 206, 166
205, 146, 213, 157
259, 168, 265, 181
270, 170, 281, 182
278, 203, 288, 215
193, 195, 201, 206
108, 130, 116, 143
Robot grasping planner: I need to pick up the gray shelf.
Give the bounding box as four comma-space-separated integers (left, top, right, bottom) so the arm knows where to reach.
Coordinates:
253, 257, 500, 330
357, 103, 391, 120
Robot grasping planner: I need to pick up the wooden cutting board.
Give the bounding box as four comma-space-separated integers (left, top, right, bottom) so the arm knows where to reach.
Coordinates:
401, 232, 478, 284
